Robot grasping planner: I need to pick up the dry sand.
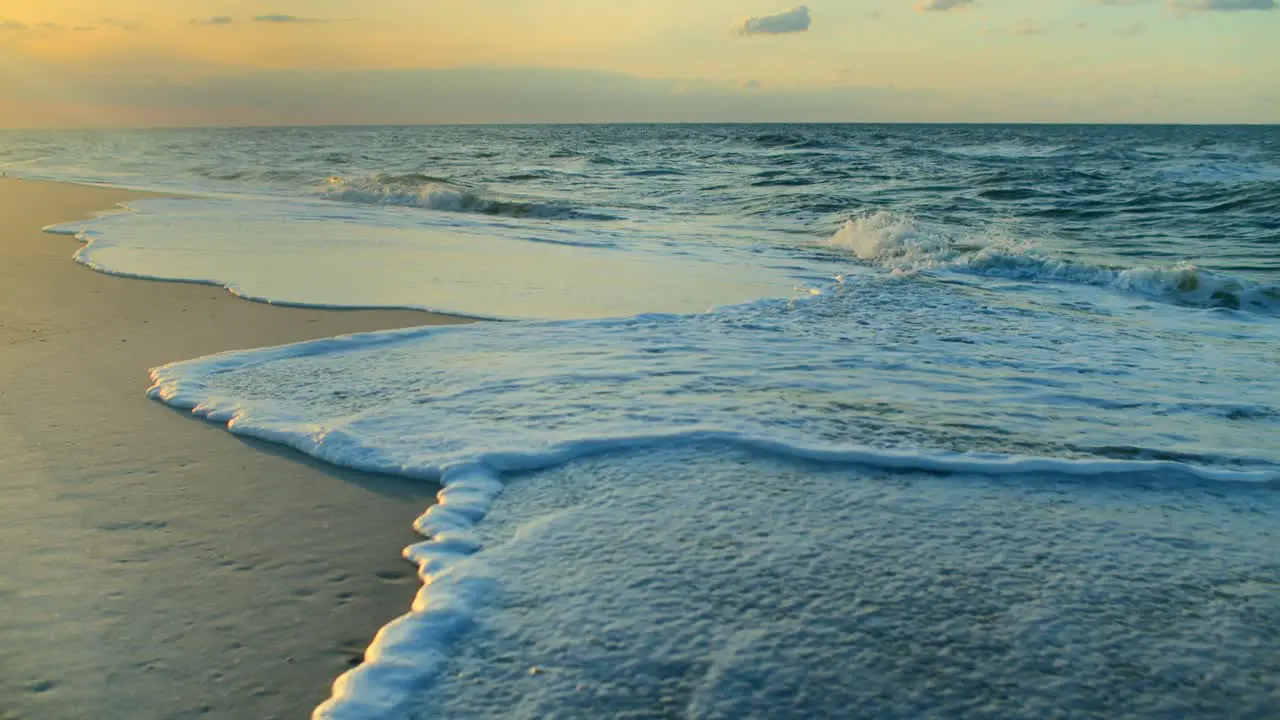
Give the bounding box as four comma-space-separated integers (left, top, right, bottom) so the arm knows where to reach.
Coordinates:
0, 178, 474, 719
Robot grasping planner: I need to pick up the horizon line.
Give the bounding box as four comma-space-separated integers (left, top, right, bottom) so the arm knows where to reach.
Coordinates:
3, 120, 1277, 133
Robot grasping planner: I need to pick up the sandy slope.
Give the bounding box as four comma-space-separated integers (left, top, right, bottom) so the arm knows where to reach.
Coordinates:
0, 178, 473, 719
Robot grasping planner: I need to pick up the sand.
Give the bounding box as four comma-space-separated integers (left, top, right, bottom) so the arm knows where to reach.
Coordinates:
0, 178, 474, 719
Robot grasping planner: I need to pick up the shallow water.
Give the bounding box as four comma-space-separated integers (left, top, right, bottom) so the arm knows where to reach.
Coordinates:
147, 271, 1280, 718
420, 445, 1280, 719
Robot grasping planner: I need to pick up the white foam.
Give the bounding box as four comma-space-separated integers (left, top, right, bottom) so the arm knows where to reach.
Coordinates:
397, 446, 1280, 719
143, 278, 1280, 717
829, 211, 1280, 313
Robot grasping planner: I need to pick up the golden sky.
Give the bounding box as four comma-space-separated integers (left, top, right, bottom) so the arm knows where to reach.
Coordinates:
0, 0, 1276, 126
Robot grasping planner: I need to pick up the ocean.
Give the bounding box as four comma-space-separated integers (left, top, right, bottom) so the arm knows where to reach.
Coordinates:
4, 124, 1279, 718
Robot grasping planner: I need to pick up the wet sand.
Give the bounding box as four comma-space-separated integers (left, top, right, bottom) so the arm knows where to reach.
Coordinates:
0, 178, 474, 719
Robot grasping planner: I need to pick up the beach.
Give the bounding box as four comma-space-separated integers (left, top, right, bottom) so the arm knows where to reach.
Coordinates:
0, 177, 472, 719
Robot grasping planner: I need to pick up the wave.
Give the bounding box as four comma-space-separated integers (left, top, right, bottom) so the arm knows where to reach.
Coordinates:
977, 187, 1047, 201
195, 167, 318, 184
143, 329, 1279, 719
941, 143, 1071, 160
148, 330, 1279, 487
623, 168, 686, 178
1193, 183, 1280, 215
749, 132, 841, 151
1160, 163, 1280, 185
752, 178, 815, 188
322, 173, 616, 220
830, 211, 1280, 314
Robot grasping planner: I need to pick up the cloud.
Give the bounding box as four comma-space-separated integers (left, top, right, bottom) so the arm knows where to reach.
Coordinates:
1167, 0, 1275, 9
1093, 0, 1149, 5
916, 0, 976, 11
1012, 20, 1049, 35
100, 18, 141, 31
1117, 22, 1145, 34
192, 16, 234, 26
0, 20, 66, 32
742, 79, 762, 90
734, 6, 811, 35
254, 14, 330, 24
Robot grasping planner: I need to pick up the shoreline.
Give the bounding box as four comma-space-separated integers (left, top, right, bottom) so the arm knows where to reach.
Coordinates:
38, 185, 495, 322
0, 177, 474, 719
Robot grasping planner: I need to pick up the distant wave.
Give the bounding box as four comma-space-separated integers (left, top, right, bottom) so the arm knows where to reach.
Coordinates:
1194, 183, 1280, 214
1160, 162, 1280, 185
197, 167, 316, 184
941, 143, 1070, 160
830, 211, 1280, 314
752, 176, 815, 187
323, 173, 617, 220
623, 168, 687, 178
749, 132, 842, 151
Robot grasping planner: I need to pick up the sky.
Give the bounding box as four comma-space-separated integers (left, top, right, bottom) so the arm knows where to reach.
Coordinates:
0, 0, 1276, 127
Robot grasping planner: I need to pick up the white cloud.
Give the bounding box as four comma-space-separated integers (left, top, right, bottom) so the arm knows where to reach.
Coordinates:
916, 0, 976, 11
1012, 20, 1049, 34
0, 21, 28, 31
1167, 0, 1275, 9
734, 6, 811, 35
192, 16, 234, 26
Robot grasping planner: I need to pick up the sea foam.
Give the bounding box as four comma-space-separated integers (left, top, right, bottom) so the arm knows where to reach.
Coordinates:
830, 211, 1280, 313
144, 274, 1280, 718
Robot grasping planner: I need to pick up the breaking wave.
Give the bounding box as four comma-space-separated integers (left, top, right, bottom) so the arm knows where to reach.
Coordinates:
322, 173, 616, 220
830, 211, 1280, 314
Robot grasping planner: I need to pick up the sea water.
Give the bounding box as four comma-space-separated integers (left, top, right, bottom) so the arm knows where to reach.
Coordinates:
7, 124, 1280, 718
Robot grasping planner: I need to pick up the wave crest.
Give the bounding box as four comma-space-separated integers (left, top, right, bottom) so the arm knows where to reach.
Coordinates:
323, 173, 614, 220
830, 211, 1280, 314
